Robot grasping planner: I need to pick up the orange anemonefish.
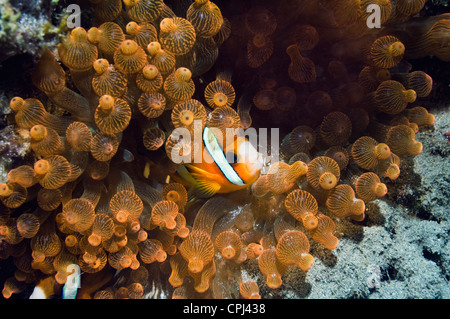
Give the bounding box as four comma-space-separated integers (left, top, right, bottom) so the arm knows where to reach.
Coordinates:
29, 276, 60, 299
28, 264, 81, 299
173, 126, 263, 198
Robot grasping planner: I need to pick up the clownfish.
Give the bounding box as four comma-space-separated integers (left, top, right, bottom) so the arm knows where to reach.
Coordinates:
29, 276, 60, 299
173, 126, 263, 198
28, 264, 81, 299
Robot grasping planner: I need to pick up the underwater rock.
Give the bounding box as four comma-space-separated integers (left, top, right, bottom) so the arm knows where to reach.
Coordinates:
0, 0, 67, 64
0, 125, 31, 184
249, 105, 450, 299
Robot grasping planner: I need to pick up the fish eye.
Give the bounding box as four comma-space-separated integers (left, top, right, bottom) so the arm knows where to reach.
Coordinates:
226, 152, 239, 164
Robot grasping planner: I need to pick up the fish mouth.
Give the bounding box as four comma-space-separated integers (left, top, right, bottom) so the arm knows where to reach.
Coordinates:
239, 141, 263, 174
248, 152, 264, 174
239, 141, 262, 162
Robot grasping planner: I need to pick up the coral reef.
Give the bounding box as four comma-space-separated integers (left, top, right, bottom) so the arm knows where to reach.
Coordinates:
0, 0, 449, 300
0, 0, 68, 64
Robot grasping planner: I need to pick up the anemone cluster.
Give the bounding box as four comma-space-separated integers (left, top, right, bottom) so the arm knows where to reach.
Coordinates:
0, 0, 445, 299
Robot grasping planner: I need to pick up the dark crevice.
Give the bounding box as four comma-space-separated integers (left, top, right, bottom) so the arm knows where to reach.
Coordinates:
381, 264, 402, 282
422, 248, 449, 281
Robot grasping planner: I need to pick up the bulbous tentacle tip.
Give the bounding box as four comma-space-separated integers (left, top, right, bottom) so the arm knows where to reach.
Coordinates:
9, 96, 24, 112
389, 41, 405, 57
93, 58, 110, 73
319, 172, 338, 190
410, 141, 423, 156
188, 259, 204, 274
266, 276, 283, 289
71, 27, 88, 40
98, 94, 115, 111
119, 39, 139, 55
302, 213, 318, 230
298, 253, 314, 271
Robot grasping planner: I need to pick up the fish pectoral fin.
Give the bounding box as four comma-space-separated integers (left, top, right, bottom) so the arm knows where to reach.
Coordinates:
193, 179, 221, 198
181, 165, 222, 198
184, 166, 221, 198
